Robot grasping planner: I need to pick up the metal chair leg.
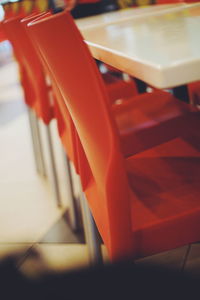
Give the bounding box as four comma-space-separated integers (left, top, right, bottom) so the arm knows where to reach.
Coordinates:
62, 148, 80, 231
27, 107, 41, 174
79, 190, 103, 266
27, 108, 47, 177
32, 113, 47, 177
45, 124, 62, 207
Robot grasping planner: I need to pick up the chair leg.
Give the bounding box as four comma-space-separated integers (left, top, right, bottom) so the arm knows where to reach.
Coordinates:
33, 113, 47, 177
27, 107, 46, 176
27, 107, 41, 174
62, 148, 80, 231
45, 124, 62, 207
79, 190, 103, 266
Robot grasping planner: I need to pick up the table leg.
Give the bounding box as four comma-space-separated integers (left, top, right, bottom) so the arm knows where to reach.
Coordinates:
173, 85, 189, 103
134, 78, 147, 94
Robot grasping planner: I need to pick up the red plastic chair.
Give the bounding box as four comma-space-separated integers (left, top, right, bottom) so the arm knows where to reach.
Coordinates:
1, 1, 50, 179
28, 11, 200, 261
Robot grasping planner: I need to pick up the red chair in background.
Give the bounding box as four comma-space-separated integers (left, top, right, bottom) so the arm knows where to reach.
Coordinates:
2, 14, 62, 209
1, 6, 47, 178
1, 1, 50, 180
28, 10, 200, 262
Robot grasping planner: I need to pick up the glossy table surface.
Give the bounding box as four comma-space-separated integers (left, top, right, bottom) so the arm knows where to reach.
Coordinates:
76, 3, 187, 29
77, 3, 200, 88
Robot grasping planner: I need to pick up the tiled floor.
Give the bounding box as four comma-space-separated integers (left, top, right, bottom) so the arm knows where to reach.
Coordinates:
0, 45, 199, 281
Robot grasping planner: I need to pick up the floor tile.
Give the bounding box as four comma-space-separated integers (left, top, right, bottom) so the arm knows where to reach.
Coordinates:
20, 243, 109, 277
20, 244, 89, 276
0, 60, 23, 103
136, 246, 188, 271
0, 181, 63, 243
0, 244, 31, 260
0, 100, 25, 126
0, 41, 13, 67
40, 212, 85, 244
184, 244, 200, 277
0, 243, 33, 270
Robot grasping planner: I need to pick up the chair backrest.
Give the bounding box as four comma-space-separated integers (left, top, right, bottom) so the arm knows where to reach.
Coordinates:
2, 1, 25, 20
2, 0, 49, 18
2, 17, 34, 107
28, 11, 135, 259
10, 0, 23, 17
0, 22, 7, 43
22, 12, 81, 168
2, 3, 14, 19
34, 0, 50, 14
19, 0, 35, 17
3, 14, 53, 124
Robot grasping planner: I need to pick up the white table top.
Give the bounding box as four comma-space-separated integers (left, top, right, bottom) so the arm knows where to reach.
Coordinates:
76, 3, 187, 29
77, 4, 200, 89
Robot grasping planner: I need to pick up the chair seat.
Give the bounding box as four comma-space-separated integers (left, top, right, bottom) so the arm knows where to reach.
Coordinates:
112, 90, 200, 157
103, 73, 138, 103
126, 137, 200, 258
